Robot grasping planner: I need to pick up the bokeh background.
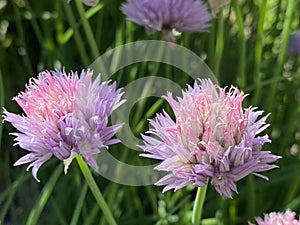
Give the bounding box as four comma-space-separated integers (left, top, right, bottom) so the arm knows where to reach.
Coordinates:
0, 0, 300, 224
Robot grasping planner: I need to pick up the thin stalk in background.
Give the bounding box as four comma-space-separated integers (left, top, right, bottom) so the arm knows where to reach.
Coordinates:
284, 171, 300, 208
213, 9, 225, 81
62, 0, 90, 67
58, 3, 104, 44
132, 44, 165, 128
244, 72, 300, 93
286, 195, 300, 211
74, 0, 109, 77
266, 0, 297, 114
75, 0, 100, 59
110, 24, 125, 76
23, 0, 44, 47
0, 69, 4, 143
26, 164, 63, 225
192, 185, 208, 225
207, 20, 216, 71
83, 204, 99, 225
125, 21, 139, 82
181, 32, 192, 85
232, 0, 246, 90
253, 0, 267, 105
99, 148, 129, 225
50, 198, 68, 225
12, 0, 34, 76
99, 183, 119, 225
70, 182, 88, 225
76, 155, 117, 225
246, 175, 256, 220
0, 171, 28, 224
95, 6, 104, 47
0, 173, 29, 204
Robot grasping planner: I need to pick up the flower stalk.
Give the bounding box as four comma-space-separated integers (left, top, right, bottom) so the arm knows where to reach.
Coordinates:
192, 185, 208, 225
76, 155, 117, 225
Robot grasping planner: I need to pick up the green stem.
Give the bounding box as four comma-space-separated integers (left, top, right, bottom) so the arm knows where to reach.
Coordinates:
23, 0, 44, 47
76, 155, 117, 225
58, 3, 104, 44
83, 203, 99, 225
207, 21, 216, 70
246, 175, 256, 220
192, 185, 208, 225
62, 0, 90, 67
253, 0, 267, 105
181, 32, 192, 85
0, 171, 28, 224
266, 0, 297, 113
110, 25, 124, 75
213, 9, 224, 81
132, 44, 165, 127
12, 0, 34, 76
232, 0, 246, 89
70, 182, 88, 225
26, 164, 63, 225
75, 0, 100, 59
99, 148, 129, 225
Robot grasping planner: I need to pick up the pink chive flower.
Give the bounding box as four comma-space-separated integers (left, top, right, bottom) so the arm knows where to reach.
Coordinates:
3, 69, 124, 181
140, 79, 280, 198
121, 0, 212, 41
249, 209, 300, 225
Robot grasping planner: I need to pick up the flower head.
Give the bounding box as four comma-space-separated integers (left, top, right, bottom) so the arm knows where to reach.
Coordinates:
3, 69, 124, 181
287, 31, 300, 56
249, 209, 300, 225
121, 0, 212, 41
140, 79, 280, 198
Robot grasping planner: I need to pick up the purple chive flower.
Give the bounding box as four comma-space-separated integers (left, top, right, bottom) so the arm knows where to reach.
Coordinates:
121, 0, 212, 41
3, 69, 124, 181
249, 209, 300, 225
140, 79, 280, 198
287, 31, 300, 56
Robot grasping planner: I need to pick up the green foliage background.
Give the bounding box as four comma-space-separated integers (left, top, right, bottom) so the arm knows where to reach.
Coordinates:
0, 0, 300, 224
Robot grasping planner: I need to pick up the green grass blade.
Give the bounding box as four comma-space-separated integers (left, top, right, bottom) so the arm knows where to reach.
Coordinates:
0, 171, 28, 224
61, 0, 90, 67
232, 0, 246, 89
26, 164, 63, 225
266, 0, 297, 113
70, 182, 88, 225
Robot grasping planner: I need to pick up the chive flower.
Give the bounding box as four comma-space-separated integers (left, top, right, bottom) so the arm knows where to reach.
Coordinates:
121, 0, 212, 41
3, 69, 124, 181
140, 79, 280, 198
249, 209, 300, 225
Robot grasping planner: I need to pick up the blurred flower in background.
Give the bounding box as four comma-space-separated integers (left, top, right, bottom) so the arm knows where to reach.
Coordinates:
121, 0, 212, 41
208, 0, 230, 16
249, 209, 300, 225
68, 0, 99, 7
3, 69, 124, 181
287, 31, 300, 57
140, 79, 280, 198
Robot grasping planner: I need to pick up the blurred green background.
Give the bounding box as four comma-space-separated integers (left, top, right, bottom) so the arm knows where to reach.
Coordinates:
0, 0, 300, 224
